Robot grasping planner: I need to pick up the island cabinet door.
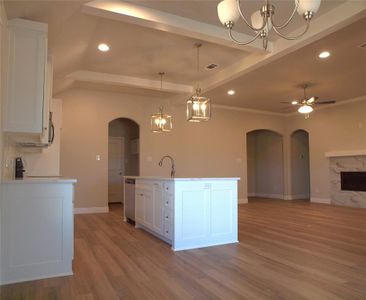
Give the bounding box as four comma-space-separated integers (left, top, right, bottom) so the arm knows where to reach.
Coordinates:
173, 180, 238, 251
135, 183, 153, 227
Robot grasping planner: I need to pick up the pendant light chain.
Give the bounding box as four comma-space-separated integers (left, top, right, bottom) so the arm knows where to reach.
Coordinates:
195, 43, 202, 93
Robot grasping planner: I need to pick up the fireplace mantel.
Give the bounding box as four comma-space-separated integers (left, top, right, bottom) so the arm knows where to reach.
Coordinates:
325, 150, 366, 158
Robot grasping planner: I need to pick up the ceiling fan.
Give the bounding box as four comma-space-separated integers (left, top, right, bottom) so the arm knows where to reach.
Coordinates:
282, 85, 336, 117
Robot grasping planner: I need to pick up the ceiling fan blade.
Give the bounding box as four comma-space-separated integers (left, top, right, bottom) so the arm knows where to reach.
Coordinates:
307, 96, 318, 103
315, 100, 336, 105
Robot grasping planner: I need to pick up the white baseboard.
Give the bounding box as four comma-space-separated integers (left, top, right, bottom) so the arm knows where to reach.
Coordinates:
238, 198, 248, 204
311, 197, 331, 204
74, 206, 109, 214
286, 194, 310, 200
250, 193, 285, 200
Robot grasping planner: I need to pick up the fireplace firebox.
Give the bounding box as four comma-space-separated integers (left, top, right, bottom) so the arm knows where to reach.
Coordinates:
340, 172, 366, 192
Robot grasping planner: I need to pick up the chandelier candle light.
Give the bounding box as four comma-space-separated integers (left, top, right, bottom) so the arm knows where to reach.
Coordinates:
217, 0, 321, 49
187, 43, 211, 122
151, 72, 173, 133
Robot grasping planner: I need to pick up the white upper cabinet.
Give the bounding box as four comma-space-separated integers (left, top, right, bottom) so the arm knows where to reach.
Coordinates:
3, 18, 48, 134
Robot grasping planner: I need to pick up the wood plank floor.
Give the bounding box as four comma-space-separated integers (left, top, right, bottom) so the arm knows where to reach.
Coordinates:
1, 198, 366, 300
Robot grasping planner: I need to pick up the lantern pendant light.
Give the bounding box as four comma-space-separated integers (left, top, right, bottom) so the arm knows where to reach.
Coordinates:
151, 72, 173, 133
187, 43, 211, 122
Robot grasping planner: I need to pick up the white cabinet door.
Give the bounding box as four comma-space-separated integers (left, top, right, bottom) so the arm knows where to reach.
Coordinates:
152, 182, 164, 235
3, 18, 48, 134
1, 183, 74, 284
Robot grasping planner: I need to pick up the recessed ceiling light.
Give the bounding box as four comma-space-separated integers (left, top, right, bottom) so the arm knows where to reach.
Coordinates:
318, 51, 330, 58
291, 100, 298, 105
227, 90, 235, 95
98, 43, 110, 52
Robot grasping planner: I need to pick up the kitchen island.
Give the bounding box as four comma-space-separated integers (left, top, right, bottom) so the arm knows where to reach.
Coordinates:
124, 177, 239, 251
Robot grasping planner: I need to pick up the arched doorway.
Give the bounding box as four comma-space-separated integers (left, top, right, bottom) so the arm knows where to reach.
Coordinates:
290, 130, 310, 200
246, 129, 284, 201
108, 118, 139, 204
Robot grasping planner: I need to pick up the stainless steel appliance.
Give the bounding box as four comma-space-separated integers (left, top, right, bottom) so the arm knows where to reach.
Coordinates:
124, 178, 135, 222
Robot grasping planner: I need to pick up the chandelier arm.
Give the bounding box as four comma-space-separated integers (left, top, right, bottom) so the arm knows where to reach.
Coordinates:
236, 0, 267, 32
270, 0, 300, 29
229, 27, 262, 45
271, 18, 310, 40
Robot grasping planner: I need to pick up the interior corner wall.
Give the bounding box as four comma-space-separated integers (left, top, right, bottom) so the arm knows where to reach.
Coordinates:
59, 88, 285, 209
286, 97, 366, 204
290, 130, 310, 199
247, 130, 284, 199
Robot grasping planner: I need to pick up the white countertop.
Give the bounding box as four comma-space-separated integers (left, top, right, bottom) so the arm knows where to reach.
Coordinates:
124, 176, 240, 181
2, 177, 77, 184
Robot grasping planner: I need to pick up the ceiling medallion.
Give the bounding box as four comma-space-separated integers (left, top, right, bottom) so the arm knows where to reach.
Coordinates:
217, 0, 321, 49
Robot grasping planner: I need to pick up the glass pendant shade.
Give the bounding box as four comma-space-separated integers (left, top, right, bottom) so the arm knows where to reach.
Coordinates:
187, 89, 211, 122
217, 0, 240, 26
297, 0, 321, 16
151, 107, 172, 133
251, 10, 272, 33
298, 104, 313, 114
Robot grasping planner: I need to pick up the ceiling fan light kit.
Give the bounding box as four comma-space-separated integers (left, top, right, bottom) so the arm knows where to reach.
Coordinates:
217, 0, 321, 49
282, 84, 336, 118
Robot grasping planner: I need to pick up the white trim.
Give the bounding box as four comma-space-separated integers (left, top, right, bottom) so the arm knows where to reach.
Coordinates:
0, 272, 73, 286
311, 197, 331, 204
238, 198, 248, 204
73, 206, 109, 214
286, 194, 310, 200
67, 70, 193, 94
325, 149, 366, 158
82, 0, 268, 52
249, 193, 285, 200
213, 104, 285, 117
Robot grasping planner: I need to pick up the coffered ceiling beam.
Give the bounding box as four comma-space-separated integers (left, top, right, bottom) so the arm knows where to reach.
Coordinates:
82, 0, 271, 53
66, 70, 193, 94
200, 1, 366, 92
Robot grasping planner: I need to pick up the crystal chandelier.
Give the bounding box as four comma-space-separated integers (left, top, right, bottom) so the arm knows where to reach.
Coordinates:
151, 72, 173, 133
217, 0, 321, 49
187, 43, 211, 122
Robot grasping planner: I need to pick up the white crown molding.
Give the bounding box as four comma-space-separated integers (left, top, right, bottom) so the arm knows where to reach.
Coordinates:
82, 0, 270, 53
213, 104, 285, 117
66, 70, 193, 94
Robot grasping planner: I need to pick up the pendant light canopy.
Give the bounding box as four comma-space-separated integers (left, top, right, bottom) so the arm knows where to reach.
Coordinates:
187, 43, 211, 122
151, 72, 173, 133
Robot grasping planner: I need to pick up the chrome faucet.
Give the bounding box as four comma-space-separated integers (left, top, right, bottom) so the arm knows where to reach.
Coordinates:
158, 155, 175, 178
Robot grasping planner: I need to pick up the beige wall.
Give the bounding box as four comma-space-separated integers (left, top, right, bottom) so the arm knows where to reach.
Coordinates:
247, 130, 284, 198
286, 97, 366, 203
290, 130, 310, 198
59, 88, 285, 209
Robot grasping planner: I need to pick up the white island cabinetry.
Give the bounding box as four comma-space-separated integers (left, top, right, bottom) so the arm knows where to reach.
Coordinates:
131, 177, 239, 251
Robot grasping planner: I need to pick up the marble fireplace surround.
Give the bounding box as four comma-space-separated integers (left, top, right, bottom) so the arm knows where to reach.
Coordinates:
326, 150, 366, 208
